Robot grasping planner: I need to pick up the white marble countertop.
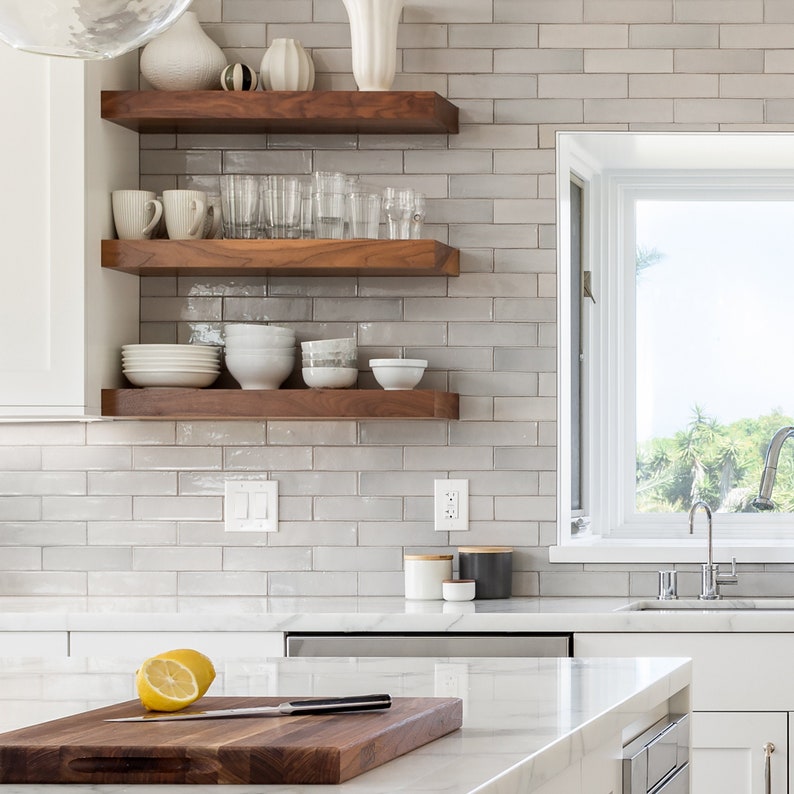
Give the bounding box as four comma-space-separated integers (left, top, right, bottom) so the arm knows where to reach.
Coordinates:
0, 655, 691, 793
2, 595, 794, 633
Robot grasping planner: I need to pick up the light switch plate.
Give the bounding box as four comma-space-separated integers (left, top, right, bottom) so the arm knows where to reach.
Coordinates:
224, 480, 278, 532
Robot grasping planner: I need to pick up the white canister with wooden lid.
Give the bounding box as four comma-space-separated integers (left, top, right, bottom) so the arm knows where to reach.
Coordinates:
404, 554, 453, 600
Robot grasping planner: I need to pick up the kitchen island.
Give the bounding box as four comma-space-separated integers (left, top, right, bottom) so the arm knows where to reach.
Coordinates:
0, 655, 691, 793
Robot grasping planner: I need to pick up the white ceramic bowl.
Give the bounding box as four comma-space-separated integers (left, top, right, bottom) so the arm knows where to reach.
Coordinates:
224, 350, 295, 361
225, 337, 295, 351
369, 358, 428, 390
224, 324, 295, 339
225, 353, 294, 390
302, 367, 358, 389
300, 337, 356, 352
123, 370, 220, 388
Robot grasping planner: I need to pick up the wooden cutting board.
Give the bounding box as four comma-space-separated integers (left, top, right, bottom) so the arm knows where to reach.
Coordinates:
0, 696, 462, 785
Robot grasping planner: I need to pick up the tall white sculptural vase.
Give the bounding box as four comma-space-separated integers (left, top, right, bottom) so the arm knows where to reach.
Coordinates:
341, 0, 405, 91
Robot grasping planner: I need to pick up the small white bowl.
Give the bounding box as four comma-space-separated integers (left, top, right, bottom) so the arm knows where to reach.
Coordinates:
369, 358, 428, 390
301, 337, 357, 352
225, 353, 294, 390
302, 367, 358, 389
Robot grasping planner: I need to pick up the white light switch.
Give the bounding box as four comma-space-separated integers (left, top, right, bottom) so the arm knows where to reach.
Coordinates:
224, 480, 279, 532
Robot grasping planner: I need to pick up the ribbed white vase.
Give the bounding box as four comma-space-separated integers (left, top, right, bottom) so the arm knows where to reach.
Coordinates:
140, 12, 227, 91
260, 38, 315, 91
342, 0, 405, 91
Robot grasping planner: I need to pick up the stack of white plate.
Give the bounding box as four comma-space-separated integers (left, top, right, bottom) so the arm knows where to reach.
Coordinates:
223, 324, 296, 389
122, 344, 221, 388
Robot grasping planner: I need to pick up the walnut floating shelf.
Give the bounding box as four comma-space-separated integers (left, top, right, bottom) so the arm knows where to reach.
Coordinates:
101, 238, 459, 277
100, 90, 459, 135
101, 389, 460, 420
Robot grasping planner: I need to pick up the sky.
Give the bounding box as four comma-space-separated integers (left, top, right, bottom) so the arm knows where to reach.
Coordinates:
635, 200, 794, 441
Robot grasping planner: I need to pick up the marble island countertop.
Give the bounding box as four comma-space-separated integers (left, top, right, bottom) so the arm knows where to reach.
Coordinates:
0, 655, 691, 794
2, 595, 794, 633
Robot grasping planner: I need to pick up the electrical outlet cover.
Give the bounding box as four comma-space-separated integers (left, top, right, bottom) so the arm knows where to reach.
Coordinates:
434, 479, 469, 532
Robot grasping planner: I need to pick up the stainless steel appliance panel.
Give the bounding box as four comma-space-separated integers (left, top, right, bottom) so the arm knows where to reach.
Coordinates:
285, 633, 572, 658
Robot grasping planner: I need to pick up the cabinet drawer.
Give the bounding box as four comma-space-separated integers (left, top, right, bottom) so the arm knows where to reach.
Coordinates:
68, 631, 284, 659
1, 632, 68, 656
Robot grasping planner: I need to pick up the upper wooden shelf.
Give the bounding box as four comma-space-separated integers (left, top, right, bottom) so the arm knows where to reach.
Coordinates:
101, 389, 459, 420
101, 238, 459, 277
100, 90, 459, 135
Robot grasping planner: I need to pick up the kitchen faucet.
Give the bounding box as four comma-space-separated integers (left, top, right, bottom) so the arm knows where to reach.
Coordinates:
752, 425, 794, 510
688, 500, 737, 600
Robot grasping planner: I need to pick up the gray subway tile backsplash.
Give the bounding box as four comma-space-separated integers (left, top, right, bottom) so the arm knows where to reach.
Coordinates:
5, 0, 794, 603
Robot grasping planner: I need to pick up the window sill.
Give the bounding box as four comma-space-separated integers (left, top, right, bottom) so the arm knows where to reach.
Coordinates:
549, 537, 794, 564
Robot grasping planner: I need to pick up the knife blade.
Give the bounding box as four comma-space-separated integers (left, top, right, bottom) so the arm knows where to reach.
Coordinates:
105, 693, 392, 722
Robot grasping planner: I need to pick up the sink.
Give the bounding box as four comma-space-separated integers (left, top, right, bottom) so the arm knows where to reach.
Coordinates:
618, 599, 794, 611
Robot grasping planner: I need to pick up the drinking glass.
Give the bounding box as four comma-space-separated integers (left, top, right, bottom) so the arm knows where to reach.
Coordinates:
347, 192, 382, 239
312, 191, 346, 239
383, 186, 415, 239
220, 174, 261, 239
262, 175, 302, 239
410, 192, 426, 239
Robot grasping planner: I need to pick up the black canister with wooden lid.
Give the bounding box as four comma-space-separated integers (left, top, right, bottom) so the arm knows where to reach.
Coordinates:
457, 546, 513, 599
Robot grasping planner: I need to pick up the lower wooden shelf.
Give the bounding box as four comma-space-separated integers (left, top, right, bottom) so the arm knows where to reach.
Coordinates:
101, 389, 459, 420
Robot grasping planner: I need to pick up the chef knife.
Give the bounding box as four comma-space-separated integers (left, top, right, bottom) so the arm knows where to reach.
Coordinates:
105, 693, 392, 722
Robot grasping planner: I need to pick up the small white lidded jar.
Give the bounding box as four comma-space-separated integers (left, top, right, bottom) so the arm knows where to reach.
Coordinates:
442, 579, 476, 602
404, 554, 453, 600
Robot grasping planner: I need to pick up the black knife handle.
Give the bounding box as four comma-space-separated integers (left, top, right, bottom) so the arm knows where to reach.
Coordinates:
282, 694, 392, 715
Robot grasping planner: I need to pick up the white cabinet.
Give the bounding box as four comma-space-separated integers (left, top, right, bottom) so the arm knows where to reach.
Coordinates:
574, 632, 792, 794
691, 712, 785, 794
0, 46, 139, 418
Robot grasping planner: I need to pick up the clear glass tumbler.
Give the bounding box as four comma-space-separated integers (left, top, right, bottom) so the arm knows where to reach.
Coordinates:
220, 174, 262, 239
347, 192, 382, 239
262, 175, 302, 239
383, 186, 415, 239
312, 191, 346, 239
410, 192, 426, 239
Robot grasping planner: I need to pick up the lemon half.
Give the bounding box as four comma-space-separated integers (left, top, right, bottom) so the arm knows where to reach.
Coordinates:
135, 649, 216, 712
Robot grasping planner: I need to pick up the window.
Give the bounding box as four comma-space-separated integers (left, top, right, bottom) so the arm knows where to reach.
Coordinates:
554, 133, 794, 562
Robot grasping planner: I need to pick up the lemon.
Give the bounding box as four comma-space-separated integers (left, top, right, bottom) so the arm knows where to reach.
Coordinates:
153, 648, 216, 698
135, 649, 216, 712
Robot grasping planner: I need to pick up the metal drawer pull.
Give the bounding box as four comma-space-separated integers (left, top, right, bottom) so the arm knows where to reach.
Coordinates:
763, 742, 775, 794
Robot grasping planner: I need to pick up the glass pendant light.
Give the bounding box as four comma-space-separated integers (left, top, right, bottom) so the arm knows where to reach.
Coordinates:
0, 0, 194, 60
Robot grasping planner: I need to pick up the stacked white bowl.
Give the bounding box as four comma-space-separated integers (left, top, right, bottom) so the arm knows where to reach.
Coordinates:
224, 324, 296, 389
121, 344, 221, 388
301, 337, 358, 388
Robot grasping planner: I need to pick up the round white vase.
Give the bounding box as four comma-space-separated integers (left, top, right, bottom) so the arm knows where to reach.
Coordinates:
260, 38, 315, 91
342, 0, 405, 91
140, 12, 227, 91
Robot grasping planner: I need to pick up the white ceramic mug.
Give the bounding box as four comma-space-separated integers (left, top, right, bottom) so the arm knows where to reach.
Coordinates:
111, 190, 163, 240
162, 189, 207, 240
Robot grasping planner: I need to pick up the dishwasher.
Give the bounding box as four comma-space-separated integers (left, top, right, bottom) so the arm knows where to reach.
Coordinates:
285, 632, 572, 657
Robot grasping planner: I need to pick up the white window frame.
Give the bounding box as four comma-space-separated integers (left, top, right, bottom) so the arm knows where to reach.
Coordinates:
553, 132, 794, 563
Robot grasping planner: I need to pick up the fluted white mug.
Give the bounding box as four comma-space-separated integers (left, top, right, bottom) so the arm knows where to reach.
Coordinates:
111, 190, 163, 240
163, 189, 207, 240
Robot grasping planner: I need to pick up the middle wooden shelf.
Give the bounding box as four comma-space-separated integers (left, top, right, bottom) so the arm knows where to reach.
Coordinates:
101, 238, 460, 277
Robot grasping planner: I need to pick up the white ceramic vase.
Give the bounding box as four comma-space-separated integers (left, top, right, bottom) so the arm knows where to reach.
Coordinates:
260, 38, 315, 91
140, 12, 227, 91
342, 0, 405, 91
